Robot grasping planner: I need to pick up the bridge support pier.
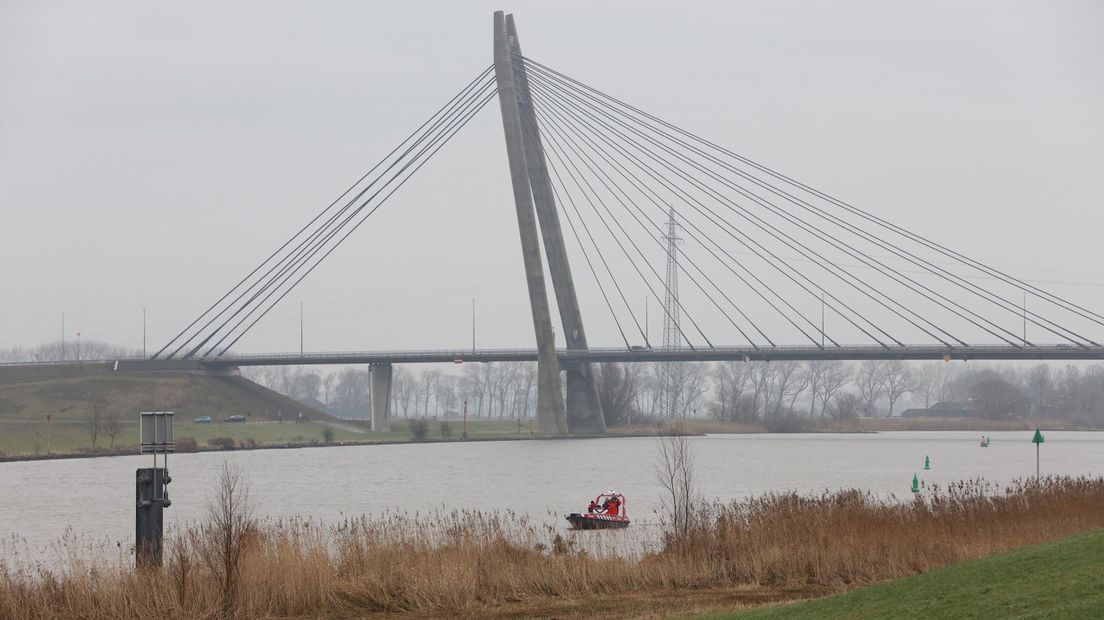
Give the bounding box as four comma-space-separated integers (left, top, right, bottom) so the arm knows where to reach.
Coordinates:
563, 362, 605, 434
369, 363, 392, 432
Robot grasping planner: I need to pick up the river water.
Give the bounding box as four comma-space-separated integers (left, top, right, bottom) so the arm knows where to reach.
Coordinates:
2, 431, 1102, 565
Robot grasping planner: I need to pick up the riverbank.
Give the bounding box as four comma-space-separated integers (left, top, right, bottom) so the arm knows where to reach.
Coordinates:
3, 476, 1102, 619
701, 526, 1104, 619
3, 415, 1094, 463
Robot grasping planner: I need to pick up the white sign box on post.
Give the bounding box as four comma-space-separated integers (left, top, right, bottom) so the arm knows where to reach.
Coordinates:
139, 411, 175, 453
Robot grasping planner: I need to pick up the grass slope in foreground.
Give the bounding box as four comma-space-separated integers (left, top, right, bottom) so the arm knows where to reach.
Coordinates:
706, 527, 1104, 620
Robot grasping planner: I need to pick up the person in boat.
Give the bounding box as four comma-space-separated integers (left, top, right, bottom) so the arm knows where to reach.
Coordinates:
600, 497, 612, 513
607, 496, 621, 516
587, 499, 599, 513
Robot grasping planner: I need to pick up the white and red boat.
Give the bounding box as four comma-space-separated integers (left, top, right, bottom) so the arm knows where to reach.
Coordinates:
566, 492, 630, 529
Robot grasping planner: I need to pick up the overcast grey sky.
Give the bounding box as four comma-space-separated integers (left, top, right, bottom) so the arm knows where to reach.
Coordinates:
2, 1, 1102, 354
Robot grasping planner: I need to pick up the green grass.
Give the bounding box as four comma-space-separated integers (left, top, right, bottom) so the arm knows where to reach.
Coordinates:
698, 528, 1104, 620
0, 419, 366, 456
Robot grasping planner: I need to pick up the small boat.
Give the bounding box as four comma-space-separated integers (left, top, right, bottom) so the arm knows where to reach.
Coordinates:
566, 492, 630, 529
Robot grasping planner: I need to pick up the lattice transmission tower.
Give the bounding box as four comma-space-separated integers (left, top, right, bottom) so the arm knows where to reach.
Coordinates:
659, 207, 681, 418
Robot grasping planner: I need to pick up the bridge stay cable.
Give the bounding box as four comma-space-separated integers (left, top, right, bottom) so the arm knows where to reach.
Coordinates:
192, 75, 498, 357
527, 75, 897, 347
521, 56, 1102, 346
530, 90, 766, 349
195, 80, 498, 357
212, 88, 498, 357
525, 72, 1019, 349
531, 88, 812, 350
533, 112, 704, 349
524, 65, 1009, 348
525, 95, 711, 350
523, 60, 1094, 348
532, 122, 639, 350
160, 68, 497, 358
525, 65, 1085, 347
154, 66, 495, 359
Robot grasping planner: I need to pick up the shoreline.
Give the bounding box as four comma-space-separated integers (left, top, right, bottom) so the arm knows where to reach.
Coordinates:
2, 418, 1098, 464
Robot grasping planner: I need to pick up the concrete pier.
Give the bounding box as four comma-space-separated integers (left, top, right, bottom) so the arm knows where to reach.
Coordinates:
370, 363, 392, 432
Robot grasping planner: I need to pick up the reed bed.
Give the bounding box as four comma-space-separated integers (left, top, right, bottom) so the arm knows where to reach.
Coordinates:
3, 476, 1103, 619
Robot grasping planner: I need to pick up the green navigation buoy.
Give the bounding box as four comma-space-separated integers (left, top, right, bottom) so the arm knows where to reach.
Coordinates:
1032, 428, 1045, 478
924, 455, 930, 470
911, 473, 920, 493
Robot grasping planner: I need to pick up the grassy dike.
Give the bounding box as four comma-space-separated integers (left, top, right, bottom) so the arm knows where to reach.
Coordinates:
0, 364, 540, 458
701, 528, 1104, 619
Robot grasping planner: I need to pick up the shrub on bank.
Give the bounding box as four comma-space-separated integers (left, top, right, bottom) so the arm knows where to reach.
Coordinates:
408, 418, 429, 442
207, 436, 235, 450
175, 437, 198, 453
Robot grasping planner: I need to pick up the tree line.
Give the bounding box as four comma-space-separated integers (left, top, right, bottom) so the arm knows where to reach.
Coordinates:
245, 359, 1104, 427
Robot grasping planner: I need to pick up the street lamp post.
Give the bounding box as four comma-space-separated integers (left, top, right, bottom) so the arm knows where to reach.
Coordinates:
143, 308, 147, 358
76, 332, 81, 362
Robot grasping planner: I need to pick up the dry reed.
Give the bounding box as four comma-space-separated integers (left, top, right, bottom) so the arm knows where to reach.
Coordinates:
2, 476, 1103, 619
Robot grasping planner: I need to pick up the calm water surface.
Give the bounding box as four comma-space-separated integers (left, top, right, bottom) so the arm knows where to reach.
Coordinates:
2, 431, 1102, 564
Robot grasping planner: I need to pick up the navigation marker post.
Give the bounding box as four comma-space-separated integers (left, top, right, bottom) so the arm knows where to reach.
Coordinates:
1032, 428, 1045, 479
137, 411, 174, 567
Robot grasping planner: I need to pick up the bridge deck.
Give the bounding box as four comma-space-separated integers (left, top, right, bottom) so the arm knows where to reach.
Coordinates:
6, 345, 1102, 371
205, 344, 1104, 367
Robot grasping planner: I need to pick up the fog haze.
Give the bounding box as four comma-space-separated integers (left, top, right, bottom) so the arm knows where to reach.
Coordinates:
2, 0, 1102, 354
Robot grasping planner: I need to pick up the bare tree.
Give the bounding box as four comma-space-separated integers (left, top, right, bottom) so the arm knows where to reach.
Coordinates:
749, 362, 778, 421
772, 361, 805, 415
913, 364, 941, 408
830, 392, 862, 419
595, 362, 638, 427
87, 401, 104, 452
201, 461, 255, 618
881, 360, 914, 417
679, 363, 711, 417
391, 367, 415, 417
710, 361, 753, 421
104, 408, 124, 450
420, 370, 439, 418
971, 377, 1024, 419
803, 361, 827, 416
1025, 364, 1052, 416
856, 360, 887, 416
816, 361, 852, 417
322, 372, 336, 407
655, 423, 697, 538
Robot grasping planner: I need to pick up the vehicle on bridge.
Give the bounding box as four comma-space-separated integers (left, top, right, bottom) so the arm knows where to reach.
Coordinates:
566, 491, 629, 529
224, 415, 246, 424
193, 415, 212, 424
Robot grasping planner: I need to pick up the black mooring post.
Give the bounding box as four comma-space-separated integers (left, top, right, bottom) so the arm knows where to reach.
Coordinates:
136, 467, 169, 567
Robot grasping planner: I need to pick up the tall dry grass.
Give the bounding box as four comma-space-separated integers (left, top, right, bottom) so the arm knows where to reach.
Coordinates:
2, 477, 1103, 619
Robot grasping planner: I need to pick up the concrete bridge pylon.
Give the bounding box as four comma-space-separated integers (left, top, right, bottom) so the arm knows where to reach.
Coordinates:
493, 11, 569, 436
504, 14, 607, 435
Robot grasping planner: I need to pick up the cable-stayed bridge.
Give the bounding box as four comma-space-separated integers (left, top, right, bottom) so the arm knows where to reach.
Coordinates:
87, 13, 1104, 434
